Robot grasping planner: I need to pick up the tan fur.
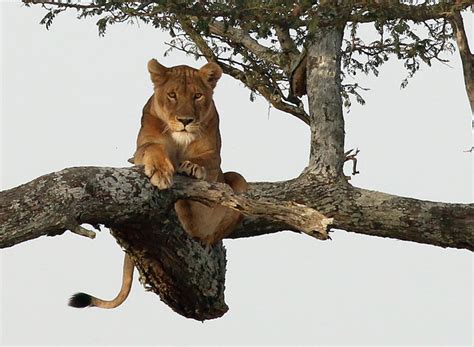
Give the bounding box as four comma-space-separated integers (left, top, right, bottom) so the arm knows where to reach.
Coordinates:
134, 59, 247, 244
69, 60, 247, 309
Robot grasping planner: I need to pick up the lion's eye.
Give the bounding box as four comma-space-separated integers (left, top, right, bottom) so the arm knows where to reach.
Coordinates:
168, 92, 176, 99
194, 93, 203, 100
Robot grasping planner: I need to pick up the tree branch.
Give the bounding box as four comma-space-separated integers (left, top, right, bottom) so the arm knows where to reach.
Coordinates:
0, 167, 331, 249
207, 20, 283, 67
449, 10, 474, 112
341, 186, 474, 250
347, 0, 473, 23
3, 166, 471, 251
275, 25, 299, 60
177, 19, 310, 125
231, 178, 474, 251
0, 166, 332, 320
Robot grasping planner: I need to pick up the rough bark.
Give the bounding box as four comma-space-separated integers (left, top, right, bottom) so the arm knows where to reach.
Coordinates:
0, 166, 332, 320
234, 177, 473, 251
2, 167, 472, 251
306, 25, 346, 178
1, 167, 472, 319
0, 167, 331, 248
110, 217, 229, 320
0, 166, 227, 320
450, 11, 474, 112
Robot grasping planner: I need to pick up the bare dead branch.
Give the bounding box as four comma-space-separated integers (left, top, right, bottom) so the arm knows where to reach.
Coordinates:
344, 148, 360, 176
69, 224, 97, 239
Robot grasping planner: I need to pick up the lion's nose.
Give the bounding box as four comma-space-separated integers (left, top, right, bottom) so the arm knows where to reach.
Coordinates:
177, 117, 193, 126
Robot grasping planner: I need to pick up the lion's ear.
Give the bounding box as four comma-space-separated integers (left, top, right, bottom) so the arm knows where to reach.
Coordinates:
148, 59, 168, 85
199, 62, 222, 89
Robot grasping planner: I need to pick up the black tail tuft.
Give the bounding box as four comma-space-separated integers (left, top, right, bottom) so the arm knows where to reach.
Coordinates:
68, 292, 92, 308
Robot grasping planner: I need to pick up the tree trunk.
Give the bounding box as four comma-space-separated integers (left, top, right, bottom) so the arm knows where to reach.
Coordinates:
306, 24, 346, 179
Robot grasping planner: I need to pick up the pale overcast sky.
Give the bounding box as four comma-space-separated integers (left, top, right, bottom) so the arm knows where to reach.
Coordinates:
1, 2, 472, 346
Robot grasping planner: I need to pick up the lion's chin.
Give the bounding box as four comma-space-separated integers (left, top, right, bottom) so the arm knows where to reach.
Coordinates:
171, 131, 196, 147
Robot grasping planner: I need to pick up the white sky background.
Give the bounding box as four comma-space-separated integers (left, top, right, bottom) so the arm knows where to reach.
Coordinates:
1, 2, 472, 346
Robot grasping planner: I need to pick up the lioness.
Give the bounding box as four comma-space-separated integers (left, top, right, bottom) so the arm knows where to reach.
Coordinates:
69, 60, 247, 309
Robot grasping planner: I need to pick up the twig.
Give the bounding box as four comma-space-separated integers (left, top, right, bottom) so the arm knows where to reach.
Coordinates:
344, 148, 360, 176
69, 224, 96, 239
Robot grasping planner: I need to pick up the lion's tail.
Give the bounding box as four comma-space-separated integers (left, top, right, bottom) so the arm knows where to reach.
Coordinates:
68, 254, 134, 309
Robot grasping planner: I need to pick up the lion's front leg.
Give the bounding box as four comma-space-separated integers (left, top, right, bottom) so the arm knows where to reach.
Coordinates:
134, 143, 175, 189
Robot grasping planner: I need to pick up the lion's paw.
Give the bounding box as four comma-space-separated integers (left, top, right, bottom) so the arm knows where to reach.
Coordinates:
177, 161, 207, 180
144, 157, 174, 190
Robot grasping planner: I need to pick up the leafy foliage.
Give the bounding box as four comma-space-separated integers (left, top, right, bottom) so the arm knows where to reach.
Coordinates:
25, 0, 468, 119
343, 17, 455, 90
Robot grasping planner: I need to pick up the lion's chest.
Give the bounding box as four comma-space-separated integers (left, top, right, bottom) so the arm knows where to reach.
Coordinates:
172, 137, 215, 160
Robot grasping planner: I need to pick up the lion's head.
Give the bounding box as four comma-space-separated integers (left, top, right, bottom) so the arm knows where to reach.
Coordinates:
147, 59, 222, 146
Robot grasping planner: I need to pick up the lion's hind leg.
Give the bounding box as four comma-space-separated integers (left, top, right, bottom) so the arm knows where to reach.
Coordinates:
175, 171, 248, 246
204, 171, 249, 243
223, 171, 248, 194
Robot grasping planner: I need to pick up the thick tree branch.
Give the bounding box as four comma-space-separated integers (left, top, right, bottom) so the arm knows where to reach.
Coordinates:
340, 186, 474, 250
0, 166, 332, 320
0, 167, 331, 249
231, 177, 474, 251
449, 11, 474, 112
2, 166, 471, 251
